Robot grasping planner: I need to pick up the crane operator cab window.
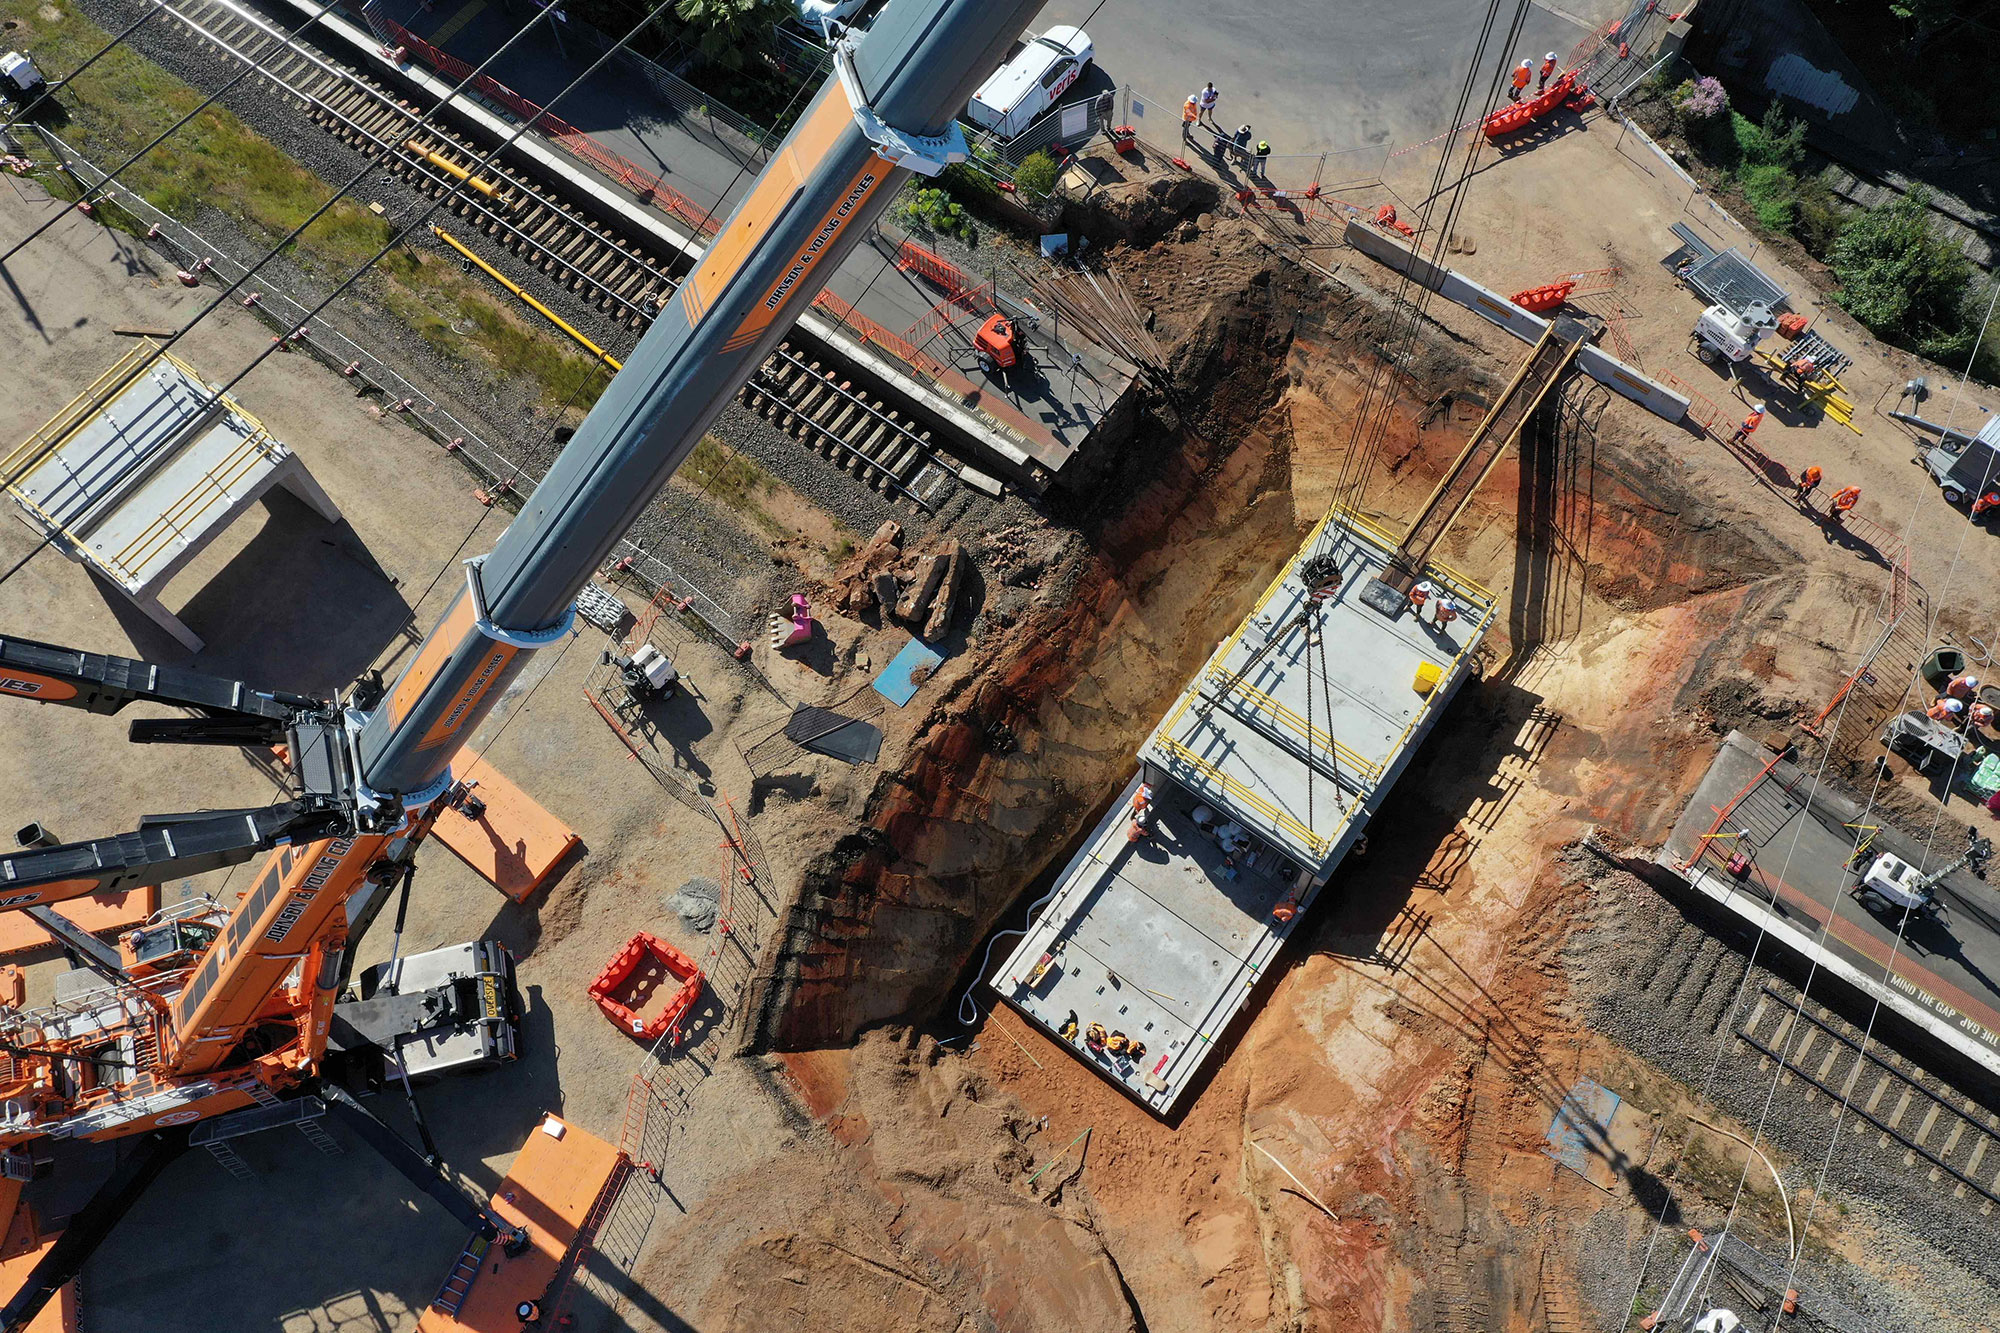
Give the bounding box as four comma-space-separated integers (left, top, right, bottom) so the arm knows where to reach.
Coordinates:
122, 918, 221, 978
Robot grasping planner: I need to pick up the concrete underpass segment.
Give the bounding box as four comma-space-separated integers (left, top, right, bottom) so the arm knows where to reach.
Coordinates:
992, 508, 1494, 1115
1658, 730, 2000, 1084
279, 0, 1124, 487
1341, 220, 1692, 426
2, 342, 343, 653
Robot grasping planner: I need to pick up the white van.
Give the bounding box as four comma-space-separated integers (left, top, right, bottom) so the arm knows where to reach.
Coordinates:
966, 27, 1094, 140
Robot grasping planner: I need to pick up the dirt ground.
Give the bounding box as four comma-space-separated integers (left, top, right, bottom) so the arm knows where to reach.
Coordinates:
2, 74, 1997, 1333
615, 119, 2000, 1333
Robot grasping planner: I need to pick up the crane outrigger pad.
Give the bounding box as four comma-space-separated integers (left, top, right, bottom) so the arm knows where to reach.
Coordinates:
430, 760, 580, 903
418, 1115, 628, 1329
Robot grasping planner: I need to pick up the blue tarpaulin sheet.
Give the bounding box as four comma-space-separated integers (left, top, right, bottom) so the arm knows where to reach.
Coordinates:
1544, 1077, 1621, 1177
872, 637, 943, 707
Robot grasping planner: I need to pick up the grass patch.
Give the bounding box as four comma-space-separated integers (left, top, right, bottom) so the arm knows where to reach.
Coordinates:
4, 0, 623, 406
680, 435, 786, 537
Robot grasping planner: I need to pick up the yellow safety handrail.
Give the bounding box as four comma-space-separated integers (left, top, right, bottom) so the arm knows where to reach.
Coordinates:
1199, 667, 1384, 780
113, 429, 285, 577
1154, 739, 1336, 857
2, 340, 161, 484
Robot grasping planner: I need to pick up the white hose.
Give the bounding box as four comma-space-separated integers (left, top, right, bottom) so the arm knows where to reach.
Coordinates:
955, 878, 1065, 1026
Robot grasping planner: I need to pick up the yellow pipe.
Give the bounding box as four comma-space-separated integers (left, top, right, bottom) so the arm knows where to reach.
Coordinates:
406, 139, 498, 197
429, 226, 622, 371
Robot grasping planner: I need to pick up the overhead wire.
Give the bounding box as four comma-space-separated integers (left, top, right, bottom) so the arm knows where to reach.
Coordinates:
1614, 246, 2000, 1333
1, 0, 351, 267
0, 0, 686, 591
0, 5, 169, 132
1324, 0, 1531, 521
1731, 281, 2000, 1331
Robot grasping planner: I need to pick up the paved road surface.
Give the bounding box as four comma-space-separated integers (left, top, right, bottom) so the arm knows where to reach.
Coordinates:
1661, 730, 2000, 1078
1034, 0, 1626, 159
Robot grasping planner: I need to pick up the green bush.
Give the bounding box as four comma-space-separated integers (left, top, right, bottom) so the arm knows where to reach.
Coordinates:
1740, 162, 1798, 233
900, 185, 975, 243
1831, 188, 1979, 363
672, 0, 789, 70
940, 162, 999, 202
1792, 177, 1848, 258
1754, 99, 1808, 171
1012, 149, 1061, 200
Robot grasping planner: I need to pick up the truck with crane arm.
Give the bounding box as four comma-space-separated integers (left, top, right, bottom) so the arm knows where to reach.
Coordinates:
0, 0, 1042, 1322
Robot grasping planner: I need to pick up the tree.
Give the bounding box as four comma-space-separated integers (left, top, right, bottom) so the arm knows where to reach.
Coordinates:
674, 0, 787, 69
1830, 188, 1977, 363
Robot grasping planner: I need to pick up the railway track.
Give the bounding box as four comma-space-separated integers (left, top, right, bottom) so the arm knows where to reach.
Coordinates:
146, 0, 962, 511
1736, 984, 2000, 1214
742, 345, 955, 509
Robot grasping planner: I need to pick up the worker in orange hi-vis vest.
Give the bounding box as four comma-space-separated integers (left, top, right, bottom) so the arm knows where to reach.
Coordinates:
1182, 95, 1199, 142
1729, 402, 1765, 445
1929, 696, 1966, 726
1510, 59, 1532, 102
1538, 52, 1558, 92
1794, 464, 1821, 502
1829, 484, 1861, 525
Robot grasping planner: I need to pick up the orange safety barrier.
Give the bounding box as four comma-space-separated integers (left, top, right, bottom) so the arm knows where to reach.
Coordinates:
1374, 203, 1415, 237
894, 239, 978, 300
1483, 70, 1579, 140
588, 932, 704, 1043
811, 289, 951, 380
1510, 280, 1575, 313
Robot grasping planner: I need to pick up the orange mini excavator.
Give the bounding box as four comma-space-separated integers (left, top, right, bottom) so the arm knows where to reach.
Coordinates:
0, 0, 1046, 1324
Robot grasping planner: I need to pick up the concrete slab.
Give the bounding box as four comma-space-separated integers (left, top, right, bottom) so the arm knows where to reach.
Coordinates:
994, 508, 1494, 1114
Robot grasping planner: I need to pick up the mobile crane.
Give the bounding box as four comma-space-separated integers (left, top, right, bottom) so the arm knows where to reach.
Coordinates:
0, 0, 1040, 1321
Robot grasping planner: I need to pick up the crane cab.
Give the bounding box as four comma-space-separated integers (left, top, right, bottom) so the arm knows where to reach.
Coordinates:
119, 917, 221, 979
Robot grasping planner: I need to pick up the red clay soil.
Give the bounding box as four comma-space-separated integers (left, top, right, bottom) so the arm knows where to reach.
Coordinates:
722, 185, 1961, 1330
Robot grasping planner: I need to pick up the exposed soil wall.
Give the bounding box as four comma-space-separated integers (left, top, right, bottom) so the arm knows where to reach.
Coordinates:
751, 217, 1485, 1053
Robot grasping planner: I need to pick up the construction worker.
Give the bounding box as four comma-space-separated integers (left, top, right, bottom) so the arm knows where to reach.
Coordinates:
1126, 781, 1154, 841
1434, 596, 1459, 628
1198, 81, 1219, 125
1730, 403, 1765, 446
1085, 1020, 1109, 1053
1058, 1010, 1080, 1041
1106, 1030, 1129, 1057
1409, 579, 1434, 615
1829, 484, 1861, 524
1947, 673, 1981, 700
1971, 701, 1997, 729
1253, 139, 1271, 181
1794, 464, 1821, 502
1182, 94, 1199, 142
1233, 123, 1254, 164
1538, 52, 1558, 93
1510, 59, 1532, 102
1929, 696, 1966, 726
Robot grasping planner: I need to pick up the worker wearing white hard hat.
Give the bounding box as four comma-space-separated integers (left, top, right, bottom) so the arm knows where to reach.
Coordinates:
1538, 52, 1559, 91
1947, 673, 1981, 699
1511, 59, 1532, 100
